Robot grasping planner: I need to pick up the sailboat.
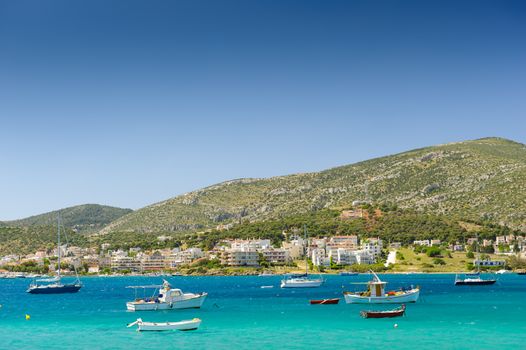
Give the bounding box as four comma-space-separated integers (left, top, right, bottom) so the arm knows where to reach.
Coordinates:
455, 235, 496, 286
280, 226, 324, 288
27, 215, 82, 294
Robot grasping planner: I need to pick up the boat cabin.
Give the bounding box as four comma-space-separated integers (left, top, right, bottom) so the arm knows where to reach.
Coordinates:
160, 288, 184, 302
368, 280, 387, 297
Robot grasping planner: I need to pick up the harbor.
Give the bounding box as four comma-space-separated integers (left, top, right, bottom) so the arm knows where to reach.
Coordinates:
0, 274, 525, 349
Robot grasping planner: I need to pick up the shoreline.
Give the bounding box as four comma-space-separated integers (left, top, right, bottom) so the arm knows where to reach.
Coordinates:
15, 270, 512, 278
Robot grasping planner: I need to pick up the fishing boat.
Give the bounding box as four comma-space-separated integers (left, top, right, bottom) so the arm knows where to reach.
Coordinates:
127, 318, 201, 331
360, 304, 406, 318
310, 298, 340, 305
454, 235, 496, 286
126, 279, 207, 311
281, 225, 324, 288
343, 271, 419, 304
27, 215, 82, 294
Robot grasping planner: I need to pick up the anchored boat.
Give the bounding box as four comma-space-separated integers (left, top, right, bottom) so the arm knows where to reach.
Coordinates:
454, 235, 496, 286
454, 275, 496, 285
281, 225, 324, 288
126, 279, 207, 311
361, 304, 406, 318
343, 271, 419, 304
310, 298, 340, 305
27, 215, 82, 294
127, 318, 201, 331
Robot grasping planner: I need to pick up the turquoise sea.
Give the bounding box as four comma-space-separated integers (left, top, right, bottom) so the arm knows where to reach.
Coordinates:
1, 274, 525, 349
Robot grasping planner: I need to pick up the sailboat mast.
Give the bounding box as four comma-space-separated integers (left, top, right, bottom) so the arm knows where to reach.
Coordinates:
57, 215, 61, 278
476, 233, 480, 273
304, 224, 308, 275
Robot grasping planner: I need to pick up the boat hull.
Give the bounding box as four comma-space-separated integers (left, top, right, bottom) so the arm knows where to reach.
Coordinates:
310, 298, 340, 305
280, 279, 323, 288
136, 319, 201, 331
27, 284, 82, 294
454, 279, 496, 285
344, 289, 419, 304
127, 294, 207, 311
361, 305, 405, 318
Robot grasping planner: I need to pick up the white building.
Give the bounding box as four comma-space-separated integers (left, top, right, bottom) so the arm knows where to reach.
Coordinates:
311, 248, 330, 267
220, 248, 259, 267
362, 238, 383, 257
231, 239, 271, 250
261, 248, 290, 264
168, 248, 203, 267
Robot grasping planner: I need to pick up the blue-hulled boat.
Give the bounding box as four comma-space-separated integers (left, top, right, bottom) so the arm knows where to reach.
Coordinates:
27, 215, 82, 294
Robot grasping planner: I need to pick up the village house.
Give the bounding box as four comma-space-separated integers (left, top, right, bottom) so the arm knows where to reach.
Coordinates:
139, 251, 167, 271
168, 248, 204, 267
466, 238, 478, 245
311, 248, 330, 267
220, 248, 259, 267
362, 238, 383, 257
261, 248, 290, 265
110, 250, 140, 271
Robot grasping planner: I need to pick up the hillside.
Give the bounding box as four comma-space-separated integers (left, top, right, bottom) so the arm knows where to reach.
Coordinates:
102, 137, 526, 235
6, 204, 133, 233
0, 226, 88, 256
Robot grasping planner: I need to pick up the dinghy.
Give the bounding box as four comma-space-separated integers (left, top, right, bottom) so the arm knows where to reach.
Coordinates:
127, 318, 201, 331
310, 298, 340, 305
360, 304, 406, 318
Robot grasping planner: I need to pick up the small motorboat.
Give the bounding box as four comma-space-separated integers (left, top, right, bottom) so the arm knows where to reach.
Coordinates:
126, 279, 207, 311
310, 298, 340, 305
127, 318, 201, 332
360, 304, 406, 319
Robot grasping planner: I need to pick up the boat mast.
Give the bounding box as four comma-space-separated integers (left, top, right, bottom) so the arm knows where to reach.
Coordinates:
304, 224, 308, 275
57, 214, 61, 279
476, 233, 480, 274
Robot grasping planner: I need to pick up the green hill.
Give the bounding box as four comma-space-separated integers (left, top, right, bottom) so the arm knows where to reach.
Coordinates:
7, 204, 133, 233
0, 226, 88, 256
101, 137, 526, 235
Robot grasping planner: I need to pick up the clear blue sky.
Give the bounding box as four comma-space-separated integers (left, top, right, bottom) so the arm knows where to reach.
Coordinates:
1, 0, 525, 220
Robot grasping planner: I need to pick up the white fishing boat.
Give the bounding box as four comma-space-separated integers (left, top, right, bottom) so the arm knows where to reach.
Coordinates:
343, 271, 419, 304
281, 225, 324, 288
127, 318, 201, 331
126, 279, 207, 311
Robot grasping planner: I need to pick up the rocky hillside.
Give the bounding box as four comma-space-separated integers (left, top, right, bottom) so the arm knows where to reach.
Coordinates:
6, 204, 133, 233
102, 138, 526, 234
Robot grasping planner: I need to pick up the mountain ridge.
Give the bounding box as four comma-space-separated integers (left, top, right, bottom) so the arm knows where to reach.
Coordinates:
5, 204, 133, 233
101, 137, 526, 235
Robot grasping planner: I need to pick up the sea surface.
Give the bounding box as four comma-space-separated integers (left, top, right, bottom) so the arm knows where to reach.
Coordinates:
1, 274, 525, 349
